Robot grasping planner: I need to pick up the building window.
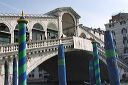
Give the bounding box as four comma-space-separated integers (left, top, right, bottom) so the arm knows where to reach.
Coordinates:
109, 24, 111, 28
112, 23, 114, 27
32, 74, 34, 77
120, 20, 126, 25
39, 74, 42, 78
112, 30, 115, 36
113, 39, 116, 46
121, 28, 127, 34
123, 37, 127, 45
124, 48, 128, 53
29, 74, 31, 78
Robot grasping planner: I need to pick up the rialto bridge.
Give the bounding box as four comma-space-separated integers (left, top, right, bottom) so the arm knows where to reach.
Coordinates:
0, 7, 127, 85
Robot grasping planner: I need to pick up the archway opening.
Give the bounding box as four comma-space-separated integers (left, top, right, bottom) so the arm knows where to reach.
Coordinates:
32, 23, 45, 41
14, 24, 29, 43
0, 23, 11, 43
62, 13, 75, 37
79, 33, 86, 39
47, 23, 58, 39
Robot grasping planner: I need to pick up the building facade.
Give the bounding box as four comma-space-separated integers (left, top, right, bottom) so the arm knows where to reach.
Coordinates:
105, 13, 128, 64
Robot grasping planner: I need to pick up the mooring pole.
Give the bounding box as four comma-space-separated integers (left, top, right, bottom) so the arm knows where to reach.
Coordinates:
89, 58, 95, 85
92, 40, 101, 85
58, 44, 67, 85
17, 11, 28, 85
104, 31, 120, 85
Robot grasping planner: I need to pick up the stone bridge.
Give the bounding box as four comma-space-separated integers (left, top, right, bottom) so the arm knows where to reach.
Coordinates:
0, 37, 128, 85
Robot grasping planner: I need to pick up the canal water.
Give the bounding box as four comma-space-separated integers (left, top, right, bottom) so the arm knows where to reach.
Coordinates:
28, 81, 90, 85
28, 82, 128, 85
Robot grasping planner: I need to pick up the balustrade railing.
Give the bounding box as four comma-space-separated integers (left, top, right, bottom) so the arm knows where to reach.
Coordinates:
0, 37, 73, 54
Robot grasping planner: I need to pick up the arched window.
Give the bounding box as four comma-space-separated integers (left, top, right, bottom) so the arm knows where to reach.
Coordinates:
33, 23, 43, 30
79, 33, 86, 39
62, 13, 75, 37
113, 39, 116, 46
124, 48, 128, 53
123, 37, 127, 45
47, 23, 58, 39
121, 28, 127, 34
0, 23, 11, 43
32, 23, 45, 41
112, 30, 115, 36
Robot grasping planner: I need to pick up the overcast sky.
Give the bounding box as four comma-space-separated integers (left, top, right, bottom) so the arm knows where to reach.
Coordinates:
0, 0, 128, 29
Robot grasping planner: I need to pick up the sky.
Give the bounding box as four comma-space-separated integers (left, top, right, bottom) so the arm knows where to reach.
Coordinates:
0, 0, 128, 30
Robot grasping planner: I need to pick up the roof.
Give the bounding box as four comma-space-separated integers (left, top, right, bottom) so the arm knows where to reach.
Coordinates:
0, 13, 55, 18
45, 7, 81, 19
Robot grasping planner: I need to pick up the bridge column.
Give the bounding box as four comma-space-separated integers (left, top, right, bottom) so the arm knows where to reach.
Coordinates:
58, 12, 63, 38
89, 59, 95, 85
0, 62, 3, 85
92, 41, 101, 85
104, 31, 120, 85
58, 44, 67, 85
8, 58, 13, 85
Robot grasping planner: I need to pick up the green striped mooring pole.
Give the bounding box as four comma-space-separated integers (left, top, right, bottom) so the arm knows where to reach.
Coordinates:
17, 11, 28, 85
92, 41, 101, 85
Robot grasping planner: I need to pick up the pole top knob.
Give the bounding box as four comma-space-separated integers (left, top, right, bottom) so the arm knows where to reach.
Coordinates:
22, 10, 24, 17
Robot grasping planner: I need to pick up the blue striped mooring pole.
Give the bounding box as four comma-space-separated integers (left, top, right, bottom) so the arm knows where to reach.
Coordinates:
89, 59, 95, 85
104, 31, 120, 85
58, 44, 67, 85
17, 11, 28, 85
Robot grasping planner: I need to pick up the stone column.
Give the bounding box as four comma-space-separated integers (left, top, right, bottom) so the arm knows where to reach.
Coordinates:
75, 19, 79, 37
0, 62, 3, 85
58, 12, 63, 38
11, 30, 14, 43
13, 57, 18, 85
4, 60, 9, 85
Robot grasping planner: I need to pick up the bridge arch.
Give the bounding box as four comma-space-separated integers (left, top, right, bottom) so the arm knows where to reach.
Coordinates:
62, 13, 76, 37
47, 22, 58, 39
32, 23, 45, 41
27, 50, 108, 83
0, 23, 11, 43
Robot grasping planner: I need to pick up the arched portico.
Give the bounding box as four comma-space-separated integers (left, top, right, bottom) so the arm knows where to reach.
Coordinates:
47, 22, 58, 39
0, 23, 11, 43
32, 23, 45, 41
62, 13, 76, 37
